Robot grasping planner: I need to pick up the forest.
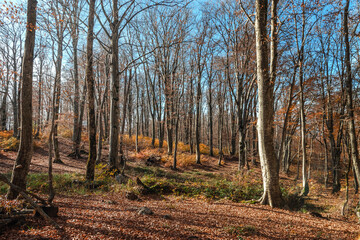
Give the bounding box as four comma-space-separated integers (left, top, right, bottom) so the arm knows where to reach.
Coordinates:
0, 0, 360, 239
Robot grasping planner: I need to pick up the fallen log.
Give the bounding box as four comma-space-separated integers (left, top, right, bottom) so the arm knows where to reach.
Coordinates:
0, 216, 25, 232
0, 210, 34, 219
0, 173, 60, 230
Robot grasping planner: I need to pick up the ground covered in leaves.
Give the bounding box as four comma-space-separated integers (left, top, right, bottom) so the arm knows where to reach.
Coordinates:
1, 135, 360, 239
2, 194, 359, 240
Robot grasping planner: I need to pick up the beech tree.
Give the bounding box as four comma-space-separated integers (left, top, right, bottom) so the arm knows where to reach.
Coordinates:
255, 0, 283, 207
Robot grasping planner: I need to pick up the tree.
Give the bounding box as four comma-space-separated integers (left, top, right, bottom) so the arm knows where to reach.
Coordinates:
0, 42, 10, 131
343, 0, 360, 192
298, 1, 309, 196
7, 0, 37, 200
255, 0, 283, 207
69, 0, 84, 159
85, 0, 97, 181
194, 16, 211, 164
42, 0, 69, 164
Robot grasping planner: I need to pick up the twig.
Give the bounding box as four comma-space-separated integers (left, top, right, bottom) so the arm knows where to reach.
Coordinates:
0, 174, 61, 230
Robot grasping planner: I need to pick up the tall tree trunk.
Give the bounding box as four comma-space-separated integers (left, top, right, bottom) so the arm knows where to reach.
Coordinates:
7, 0, 37, 200
299, 2, 309, 197
85, 0, 97, 181
71, 0, 81, 158
344, 0, 360, 188
108, 0, 120, 168
255, 0, 283, 207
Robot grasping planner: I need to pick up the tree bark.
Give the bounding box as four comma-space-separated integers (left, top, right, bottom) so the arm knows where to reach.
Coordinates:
85, 0, 97, 181
108, 0, 120, 168
7, 0, 37, 200
255, 0, 283, 208
344, 0, 360, 188
71, 0, 81, 159
298, 1, 309, 196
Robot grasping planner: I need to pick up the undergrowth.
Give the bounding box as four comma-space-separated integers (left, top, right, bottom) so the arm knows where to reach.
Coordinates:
125, 165, 263, 202
0, 164, 263, 203
0, 171, 116, 196
0, 130, 41, 151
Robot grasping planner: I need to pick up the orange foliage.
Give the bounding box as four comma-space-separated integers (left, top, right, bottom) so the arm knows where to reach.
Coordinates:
0, 130, 13, 140
0, 130, 41, 151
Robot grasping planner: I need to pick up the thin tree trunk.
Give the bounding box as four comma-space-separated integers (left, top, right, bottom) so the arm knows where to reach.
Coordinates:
135, 71, 140, 153
299, 1, 308, 196
35, 56, 43, 138
73, 83, 87, 157
195, 75, 201, 164
12, 50, 19, 138
230, 96, 236, 156
0, 57, 10, 130
52, 18, 65, 164
165, 74, 173, 155
208, 78, 213, 157
279, 65, 297, 171
218, 84, 224, 165
128, 85, 133, 138
96, 110, 103, 164
71, 0, 81, 158
189, 78, 194, 154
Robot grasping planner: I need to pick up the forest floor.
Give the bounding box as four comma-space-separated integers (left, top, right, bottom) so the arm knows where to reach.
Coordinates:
0, 134, 360, 239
